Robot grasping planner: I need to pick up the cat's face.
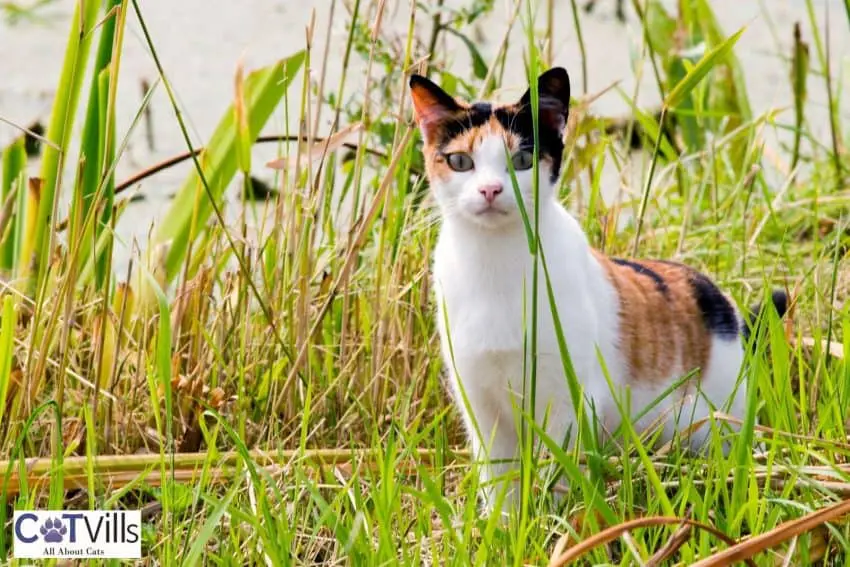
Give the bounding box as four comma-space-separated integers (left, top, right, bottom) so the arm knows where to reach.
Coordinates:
409, 68, 571, 231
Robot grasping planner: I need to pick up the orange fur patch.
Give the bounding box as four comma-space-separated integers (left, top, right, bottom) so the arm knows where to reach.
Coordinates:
592, 251, 713, 385
442, 117, 520, 154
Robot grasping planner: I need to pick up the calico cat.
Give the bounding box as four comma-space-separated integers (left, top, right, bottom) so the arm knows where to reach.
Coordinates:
408, 67, 787, 515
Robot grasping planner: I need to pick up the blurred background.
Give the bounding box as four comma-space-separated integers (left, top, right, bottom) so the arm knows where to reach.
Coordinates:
1, 0, 848, 275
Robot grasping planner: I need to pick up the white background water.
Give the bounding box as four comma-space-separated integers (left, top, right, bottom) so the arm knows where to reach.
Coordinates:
1, 0, 848, 278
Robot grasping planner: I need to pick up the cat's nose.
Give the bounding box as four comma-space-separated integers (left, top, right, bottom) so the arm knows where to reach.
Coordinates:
478, 183, 503, 204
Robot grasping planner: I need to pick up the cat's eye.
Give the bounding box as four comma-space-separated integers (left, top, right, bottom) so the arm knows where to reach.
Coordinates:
445, 152, 474, 172
511, 150, 534, 171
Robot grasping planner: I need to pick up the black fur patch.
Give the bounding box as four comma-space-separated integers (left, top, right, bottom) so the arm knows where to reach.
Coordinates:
469, 102, 492, 114
655, 260, 739, 340
436, 104, 493, 146
741, 289, 789, 347
611, 258, 669, 294
688, 272, 739, 340
494, 106, 564, 183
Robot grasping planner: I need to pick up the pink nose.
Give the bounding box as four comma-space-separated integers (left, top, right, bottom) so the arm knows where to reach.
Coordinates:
478, 183, 503, 204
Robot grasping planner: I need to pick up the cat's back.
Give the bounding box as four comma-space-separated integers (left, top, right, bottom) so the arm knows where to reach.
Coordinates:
592, 251, 744, 384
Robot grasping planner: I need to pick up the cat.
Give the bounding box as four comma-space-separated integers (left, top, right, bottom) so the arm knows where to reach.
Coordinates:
408, 67, 788, 516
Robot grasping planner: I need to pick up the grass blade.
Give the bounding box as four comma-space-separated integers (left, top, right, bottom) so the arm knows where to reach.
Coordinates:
182, 482, 239, 565
0, 295, 16, 426
69, 1, 125, 290
19, 0, 101, 285
0, 138, 25, 272
151, 51, 306, 283
664, 25, 746, 109
790, 22, 810, 172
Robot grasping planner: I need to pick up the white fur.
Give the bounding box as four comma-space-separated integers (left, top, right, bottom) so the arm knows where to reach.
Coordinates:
430, 132, 751, 516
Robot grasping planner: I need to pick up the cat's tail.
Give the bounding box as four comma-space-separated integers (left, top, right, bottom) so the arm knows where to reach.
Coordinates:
741, 289, 789, 347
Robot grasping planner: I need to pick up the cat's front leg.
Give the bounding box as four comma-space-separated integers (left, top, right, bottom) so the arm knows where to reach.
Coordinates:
449, 377, 522, 518
469, 427, 521, 518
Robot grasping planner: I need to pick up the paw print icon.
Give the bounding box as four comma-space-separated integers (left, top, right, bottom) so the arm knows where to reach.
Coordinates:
40, 518, 67, 543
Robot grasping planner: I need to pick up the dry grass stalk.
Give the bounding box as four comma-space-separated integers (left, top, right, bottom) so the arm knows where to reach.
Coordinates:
547, 516, 755, 567
689, 497, 850, 566
0, 447, 470, 497
266, 121, 364, 171
645, 514, 693, 566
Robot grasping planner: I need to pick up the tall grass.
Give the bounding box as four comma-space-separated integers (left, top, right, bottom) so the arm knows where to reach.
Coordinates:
0, 0, 848, 564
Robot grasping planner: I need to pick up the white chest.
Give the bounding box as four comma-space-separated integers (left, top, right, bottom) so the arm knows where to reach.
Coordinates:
433, 245, 529, 354
431, 217, 618, 393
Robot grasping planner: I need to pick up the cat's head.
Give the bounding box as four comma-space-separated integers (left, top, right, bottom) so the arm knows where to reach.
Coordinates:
409, 67, 570, 231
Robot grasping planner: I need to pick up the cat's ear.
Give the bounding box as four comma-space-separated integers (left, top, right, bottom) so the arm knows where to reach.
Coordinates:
409, 74, 462, 141
518, 67, 571, 135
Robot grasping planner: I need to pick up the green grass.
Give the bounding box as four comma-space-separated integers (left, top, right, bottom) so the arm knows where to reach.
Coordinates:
1, 0, 849, 564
